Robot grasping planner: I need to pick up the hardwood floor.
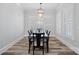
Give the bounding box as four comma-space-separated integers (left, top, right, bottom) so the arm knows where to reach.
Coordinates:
2, 37, 77, 55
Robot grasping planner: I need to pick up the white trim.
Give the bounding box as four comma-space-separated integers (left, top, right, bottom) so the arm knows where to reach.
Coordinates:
55, 34, 79, 54
0, 35, 24, 55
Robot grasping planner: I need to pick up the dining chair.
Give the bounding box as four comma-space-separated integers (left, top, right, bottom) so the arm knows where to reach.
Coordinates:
33, 33, 45, 55
28, 30, 33, 53
45, 30, 51, 53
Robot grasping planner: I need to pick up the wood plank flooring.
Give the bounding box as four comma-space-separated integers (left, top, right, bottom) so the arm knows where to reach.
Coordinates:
2, 37, 78, 55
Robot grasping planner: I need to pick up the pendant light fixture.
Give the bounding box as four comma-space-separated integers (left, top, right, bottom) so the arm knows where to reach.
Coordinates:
37, 3, 44, 17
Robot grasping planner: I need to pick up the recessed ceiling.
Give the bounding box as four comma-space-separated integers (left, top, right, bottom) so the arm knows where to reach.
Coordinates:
20, 3, 59, 10
19, 3, 59, 15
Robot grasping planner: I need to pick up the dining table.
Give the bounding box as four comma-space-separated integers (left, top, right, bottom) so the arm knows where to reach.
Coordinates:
28, 29, 50, 54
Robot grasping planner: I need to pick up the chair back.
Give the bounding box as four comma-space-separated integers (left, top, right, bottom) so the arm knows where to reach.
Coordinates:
28, 30, 33, 36
46, 30, 51, 36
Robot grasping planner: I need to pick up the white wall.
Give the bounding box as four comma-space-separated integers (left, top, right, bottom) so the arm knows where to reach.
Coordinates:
74, 3, 79, 47
56, 3, 74, 39
56, 3, 79, 54
56, 4, 63, 35
24, 10, 56, 36
0, 3, 24, 49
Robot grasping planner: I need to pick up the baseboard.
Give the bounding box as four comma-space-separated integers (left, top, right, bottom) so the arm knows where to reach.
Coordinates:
0, 35, 24, 55
55, 34, 79, 55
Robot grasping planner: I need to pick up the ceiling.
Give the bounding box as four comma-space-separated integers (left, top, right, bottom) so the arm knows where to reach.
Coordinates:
19, 3, 59, 15
20, 3, 59, 10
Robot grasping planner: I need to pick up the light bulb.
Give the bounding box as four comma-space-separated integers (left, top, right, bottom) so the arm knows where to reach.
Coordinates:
38, 13, 43, 17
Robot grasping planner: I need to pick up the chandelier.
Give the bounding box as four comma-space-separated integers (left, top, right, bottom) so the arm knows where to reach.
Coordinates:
37, 3, 44, 17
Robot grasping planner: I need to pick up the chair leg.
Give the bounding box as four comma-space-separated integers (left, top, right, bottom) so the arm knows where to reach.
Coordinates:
28, 40, 31, 53
43, 40, 44, 55
47, 42, 49, 53
33, 39, 34, 55
47, 39, 49, 53
33, 47, 34, 55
